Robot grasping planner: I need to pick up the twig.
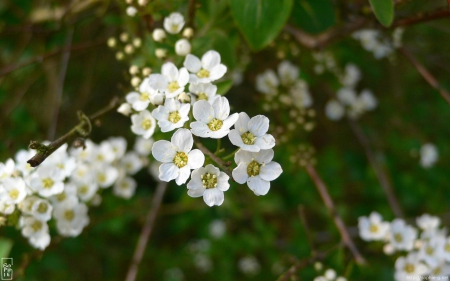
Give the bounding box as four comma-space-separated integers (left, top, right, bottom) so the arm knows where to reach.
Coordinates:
347, 119, 404, 218
276, 255, 320, 281
27, 97, 120, 167
193, 136, 233, 179
187, 0, 197, 28
400, 47, 450, 105
305, 164, 366, 265
125, 181, 168, 281
392, 8, 450, 28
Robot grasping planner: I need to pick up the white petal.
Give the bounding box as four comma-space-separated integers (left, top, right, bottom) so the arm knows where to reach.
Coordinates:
248, 115, 269, 137
222, 113, 239, 129
255, 149, 274, 164
190, 122, 211, 137
217, 172, 230, 191
126, 92, 140, 104
187, 187, 205, 198
232, 163, 248, 184
148, 74, 168, 90
202, 50, 221, 70
164, 98, 178, 112
260, 162, 282, 181
152, 141, 176, 162
159, 163, 179, 182
184, 54, 201, 73
151, 105, 169, 121
162, 62, 179, 81
203, 188, 224, 206
175, 166, 191, 185
228, 129, 244, 147
178, 67, 190, 86
255, 134, 275, 150
209, 64, 227, 81
178, 103, 190, 117
234, 149, 252, 165
193, 100, 214, 123
234, 112, 250, 133
247, 176, 270, 196
171, 128, 193, 152
187, 149, 205, 169
212, 96, 230, 120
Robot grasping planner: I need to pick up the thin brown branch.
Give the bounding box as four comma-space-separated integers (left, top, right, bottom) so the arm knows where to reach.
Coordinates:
27, 97, 120, 167
187, 0, 197, 28
305, 164, 366, 265
276, 255, 320, 281
392, 8, 450, 28
125, 181, 168, 281
347, 119, 404, 218
193, 137, 233, 179
400, 47, 450, 105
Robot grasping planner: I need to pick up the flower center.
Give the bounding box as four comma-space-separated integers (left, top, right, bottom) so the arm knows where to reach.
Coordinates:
425, 246, 434, 255
404, 263, 415, 274
56, 192, 67, 201
9, 189, 19, 200
64, 210, 75, 221
208, 118, 223, 131
56, 163, 65, 169
445, 243, 450, 252
140, 92, 149, 101
197, 93, 208, 101
31, 220, 43, 232
37, 202, 48, 213
170, 24, 179, 33
173, 152, 188, 168
168, 81, 180, 93
369, 224, 379, 233
197, 69, 210, 78
241, 132, 256, 145
168, 111, 181, 123
79, 186, 88, 194
247, 160, 261, 177
42, 178, 54, 189
141, 119, 153, 130
201, 173, 217, 189
121, 182, 130, 189
394, 233, 403, 243
97, 174, 106, 183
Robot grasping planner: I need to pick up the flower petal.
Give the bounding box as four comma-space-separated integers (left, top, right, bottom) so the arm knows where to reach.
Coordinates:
162, 62, 179, 81
254, 149, 274, 164
222, 113, 239, 130
202, 50, 221, 70
232, 162, 248, 184
148, 74, 168, 90
217, 172, 230, 191
260, 161, 282, 181
234, 149, 252, 165
171, 128, 193, 152
152, 141, 176, 162
212, 96, 230, 120
159, 163, 179, 182
203, 188, 224, 206
234, 112, 250, 133
175, 166, 191, 185
187, 149, 205, 169
187, 186, 205, 198
248, 115, 269, 137
193, 100, 214, 123
255, 134, 275, 150
190, 121, 211, 137
184, 54, 201, 73
178, 67, 190, 86
228, 129, 244, 147
209, 64, 227, 81
247, 176, 270, 196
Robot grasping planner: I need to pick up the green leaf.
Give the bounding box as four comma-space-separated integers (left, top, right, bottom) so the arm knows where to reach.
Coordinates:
0, 238, 13, 258
291, 0, 335, 34
369, 0, 394, 27
229, 0, 293, 51
216, 80, 233, 95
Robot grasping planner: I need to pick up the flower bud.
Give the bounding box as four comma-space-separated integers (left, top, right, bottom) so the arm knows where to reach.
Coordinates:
133, 38, 142, 48
182, 27, 194, 38
115, 52, 124, 60
142, 67, 152, 76
152, 28, 166, 42
155, 48, 167, 58
131, 77, 141, 87
120, 32, 129, 42
137, 0, 147, 6
177, 92, 191, 103
107, 37, 117, 48
175, 39, 191, 56
129, 65, 139, 75
124, 44, 134, 54
117, 103, 132, 116
126, 6, 137, 17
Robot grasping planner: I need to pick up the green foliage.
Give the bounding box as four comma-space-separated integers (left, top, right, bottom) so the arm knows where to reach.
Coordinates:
369, 0, 394, 27
291, 0, 335, 34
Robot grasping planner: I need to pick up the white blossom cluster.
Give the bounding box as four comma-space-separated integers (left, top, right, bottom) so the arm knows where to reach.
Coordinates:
313, 267, 347, 281
352, 28, 404, 59
118, 16, 282, 207
0, 136, 149, 250
419, 143, 439, 168
325, 63, 378, 121
358, 212, 450, 281
312, 51, 337, 75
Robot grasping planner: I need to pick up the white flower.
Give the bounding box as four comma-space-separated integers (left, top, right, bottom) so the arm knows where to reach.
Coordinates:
163, 12, 185, 34
126, 6, 137, 17
0, 199, 15, 215
43, 144, 76, 177
416, 214, 440, 230
337, 88, 357, 105
18, 195, 39, 214
325, 100, 345, 121
232, 149, 282, 196
277, 61, 299, 86
131, 110, 157, 139
94, 164, 119, 188
256, 70, 279, 95
29, 231, 51, 250
228, 112, 275, 152
359, 89, 377, 111
31, 198, 53, 221
290, 80, 313, 108
1, 177, 27, 204
53, 197, 89, 237
209, 219, 226, 238
191, 97, 238, 139
139, 77, 165, 106
358, 212, 390, 241
184, 50, 227, 84
109, 137, 128, 160
30, 166, 65, 197
117, 103, 132, 116
418, 237, 445, 267
74, 181, 98, 202
120, 151, 143, 175
70, 163, 95, 183
15, 149, 35, 177
20, 216, 50, 250
394, 252, 429, 281
324, 269, 336, 280
152, 28, 166, 42
70, 139, 95, 162
238, 256, 261, 276
189, 83, 219, 104
50, 182, 78, 206
152, 98, 190, 132
389, 219, 417, 251
442, 237, 450, 262
148, 62, 189, 98
187, 164, 229, 207
91, 141, 115, 164
0, 158, 15, 180
340, 63, 361, 88
134, 137, 154, 156
175, 39, 191, 56
113, 176, 137, 199
420, 143, 438, 168
152, 128, 205, 185
126, 91, 151, 111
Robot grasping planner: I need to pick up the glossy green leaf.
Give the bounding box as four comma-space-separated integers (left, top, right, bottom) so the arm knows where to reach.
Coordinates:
0, 238, 13, 258
229, 0, 293, 51
369, 0, 394, 27
291, 0, 335, 34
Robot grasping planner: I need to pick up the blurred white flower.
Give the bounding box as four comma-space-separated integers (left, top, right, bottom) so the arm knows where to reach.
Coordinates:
256, 70, 279, 95
126, 6, 137, 17
53, 198, 89, 237
187, 164, 229, 207
358, 212, 390, 241
325, 100, 345, 121
209, 219, 226, 238
394, 252, 429, 281
277, 61, 299, 86
175, 38, 191, 56
30, 166, 65, 197
420, 143, 438, 168
163, 12, 185, 34
416, 214, 440, 231
131, 110, 157, 139
113, 176, 137, 199
152, 98, 190, 132
189, 83, 218, 104
152, 28, 166, 42
238, 256, 261, 275
389, 219, 417, 251
134, 137, 154, 156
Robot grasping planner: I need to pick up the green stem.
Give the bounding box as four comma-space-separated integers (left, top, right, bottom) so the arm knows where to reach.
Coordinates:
222, 148, 240, 161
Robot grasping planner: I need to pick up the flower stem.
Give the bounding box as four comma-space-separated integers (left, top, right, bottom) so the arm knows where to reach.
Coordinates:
194, 136, 233, 179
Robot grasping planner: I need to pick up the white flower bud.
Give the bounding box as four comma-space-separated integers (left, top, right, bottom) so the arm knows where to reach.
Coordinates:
175, 39, 191, 56
137, 0, 147, 6
131, 77, 141, 87
324, 269, 336, 280
115, 52, 124, 60
124, 44, 134, 54
155, 48, 167, 58
132, 38, 142, 48
314, 262, 323, 271
142, 67, 152, 76
117, 103, 132, 116
125, 0, 133, 4
129, 65, 139, 75
182, 27, 194, 38
107, 37, 117, 48
383, 243, 395, 255
152, 28, 166, 42
177, 92, 191, 103
120, 32, 129, 42
336, 277, 347, 281
126, 6, 137, 17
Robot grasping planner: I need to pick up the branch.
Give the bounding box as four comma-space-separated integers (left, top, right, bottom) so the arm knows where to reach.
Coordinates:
276, 255, 321, 281
391, 8, 450, 28
193, 136, 233, 179
186, 0, 197, 28
305, 164, 366, 265
347, 119, 404, 218
27, 97, 120, 167
125, 181, 168, 281
400, 47, 450, 106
